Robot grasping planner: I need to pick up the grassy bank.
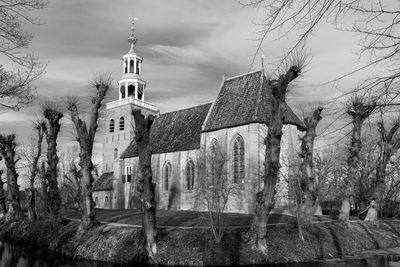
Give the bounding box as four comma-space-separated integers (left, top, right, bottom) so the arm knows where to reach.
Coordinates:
1, 217, 400, 265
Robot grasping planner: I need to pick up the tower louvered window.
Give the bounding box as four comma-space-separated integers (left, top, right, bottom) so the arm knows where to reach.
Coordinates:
109, 119, 115, 133
119, 117, 125, 131
186, 159, 195, 191
233, 135, 245, 183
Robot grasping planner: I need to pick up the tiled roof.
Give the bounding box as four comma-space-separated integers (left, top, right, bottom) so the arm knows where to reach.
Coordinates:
93, 172, 114, 191
121, 103, 212, 158
202, 70, 305, 132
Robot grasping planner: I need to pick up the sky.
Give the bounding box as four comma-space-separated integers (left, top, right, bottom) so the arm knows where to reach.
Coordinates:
0, 0, 373, 172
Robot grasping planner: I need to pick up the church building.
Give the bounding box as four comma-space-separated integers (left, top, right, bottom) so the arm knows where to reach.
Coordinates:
92, 23, 304, 213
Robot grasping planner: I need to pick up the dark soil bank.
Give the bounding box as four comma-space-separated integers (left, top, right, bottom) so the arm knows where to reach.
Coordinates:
1, 217, 400, 265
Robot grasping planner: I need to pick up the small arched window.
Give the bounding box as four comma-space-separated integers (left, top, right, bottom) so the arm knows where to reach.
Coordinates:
210, 139, 218, 181
105, 196, 109, 207
120, 86, 125, 99
129, 59, 134, 73
233, 135, 245, 183
163, 162, 171, 191
124, 59, 128, 74
109, 119, 115, 133
128, 85, 135, 97
119, 117, 125, 131
114, 148, 118, 160
186, 159, 195, 191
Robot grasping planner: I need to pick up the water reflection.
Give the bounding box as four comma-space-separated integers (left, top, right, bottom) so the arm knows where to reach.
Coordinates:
0, 240, 396, 267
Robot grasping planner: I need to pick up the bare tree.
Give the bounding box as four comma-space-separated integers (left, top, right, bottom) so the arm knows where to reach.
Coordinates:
251, 63, 305, 254
245, 0, 400, 97
132, 109, 157, 261
194, 143, 242, 242
59, 148, 82, 210
43, 102, 63, 217
338, 95, 376, 222
66, 74, 111, 231
0, 134, 21, 220
365, 118, 400, 221
0, 0, 47, 110
298, 107, 324, 222
24, 120, 46, 221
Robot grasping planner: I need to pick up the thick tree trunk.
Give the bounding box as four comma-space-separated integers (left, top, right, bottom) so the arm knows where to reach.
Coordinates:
44, 109, 63, 217
0, 135, 21, 221
0, 171, 6, 216
133, 110, 157, 260
299, 107, 323, 223
40, 162, 49, 213
80, 161, 97, 230
27, 188, 37, 221
251, 66, 303, 254
338, 100, 375, 222
365, 121, 400, 222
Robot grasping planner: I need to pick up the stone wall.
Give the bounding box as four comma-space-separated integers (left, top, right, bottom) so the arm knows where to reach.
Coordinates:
93, 190, 113, 209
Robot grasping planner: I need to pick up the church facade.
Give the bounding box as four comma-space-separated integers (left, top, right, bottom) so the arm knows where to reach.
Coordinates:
92, 24, 304, 214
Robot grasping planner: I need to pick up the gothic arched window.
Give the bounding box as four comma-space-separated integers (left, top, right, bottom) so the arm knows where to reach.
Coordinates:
119, 117, 125, 131
163, 162, 171, 191
210, 139, 218, 182
114, 148, 118, 160
186, 159, 195, 191
120, 86, 125, 99
109, 119, 115, 133
128, 85, 135, 97
233, 135, 245, 183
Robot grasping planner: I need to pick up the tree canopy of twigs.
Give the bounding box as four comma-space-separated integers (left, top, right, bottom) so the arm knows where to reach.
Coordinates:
0, 0, 47, 110
245, 0, 400, 98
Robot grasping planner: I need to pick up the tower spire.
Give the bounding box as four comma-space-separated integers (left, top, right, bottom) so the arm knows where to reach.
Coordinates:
128, 17, 138, 54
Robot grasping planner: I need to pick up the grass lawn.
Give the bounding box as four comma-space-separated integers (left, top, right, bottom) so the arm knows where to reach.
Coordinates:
61, 208, 331, 227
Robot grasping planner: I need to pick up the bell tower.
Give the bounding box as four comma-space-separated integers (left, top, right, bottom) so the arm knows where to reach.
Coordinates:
102, 18, 159, 209
118, 17, 146, 101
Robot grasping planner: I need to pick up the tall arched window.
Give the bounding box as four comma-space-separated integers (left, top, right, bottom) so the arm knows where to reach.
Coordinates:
138, 85, 143, 100
124, 59, 128, 73
109, 119, 115, 133
210, 139, 218, 182
163, 162, 171, 191
186, 159, 195, 191
119, 117, 125, 131
128, 85, 135, 97
114, 148, 118, 160
120, 86, 125, 99
129, 59, 134, 73
136, 61, 140, 74
233, 135, 245, 183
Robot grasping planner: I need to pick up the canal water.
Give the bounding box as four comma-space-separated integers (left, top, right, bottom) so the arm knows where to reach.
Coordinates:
0, 241, 398, 267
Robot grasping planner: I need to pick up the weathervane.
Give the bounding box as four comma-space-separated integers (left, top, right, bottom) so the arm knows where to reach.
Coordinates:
128, 17, 138, 47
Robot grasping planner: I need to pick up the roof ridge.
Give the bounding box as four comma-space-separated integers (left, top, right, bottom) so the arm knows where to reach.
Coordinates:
160, 102, 212, 116
225, 69, 262, 81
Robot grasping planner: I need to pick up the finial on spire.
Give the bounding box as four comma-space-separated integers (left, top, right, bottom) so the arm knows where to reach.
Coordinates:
128, 17, 138, 53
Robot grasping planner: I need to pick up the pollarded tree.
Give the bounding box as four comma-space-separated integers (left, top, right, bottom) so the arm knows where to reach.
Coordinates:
67, 74, 111, 231
25, 120, 46, 221
132, 109, 157, 261
338, 95, 376, 222
0, 134, 21, 220
365, 119, 400, 221
251, 62, 305, 254
298, 107, 324, 223
43, 102, 63, 217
